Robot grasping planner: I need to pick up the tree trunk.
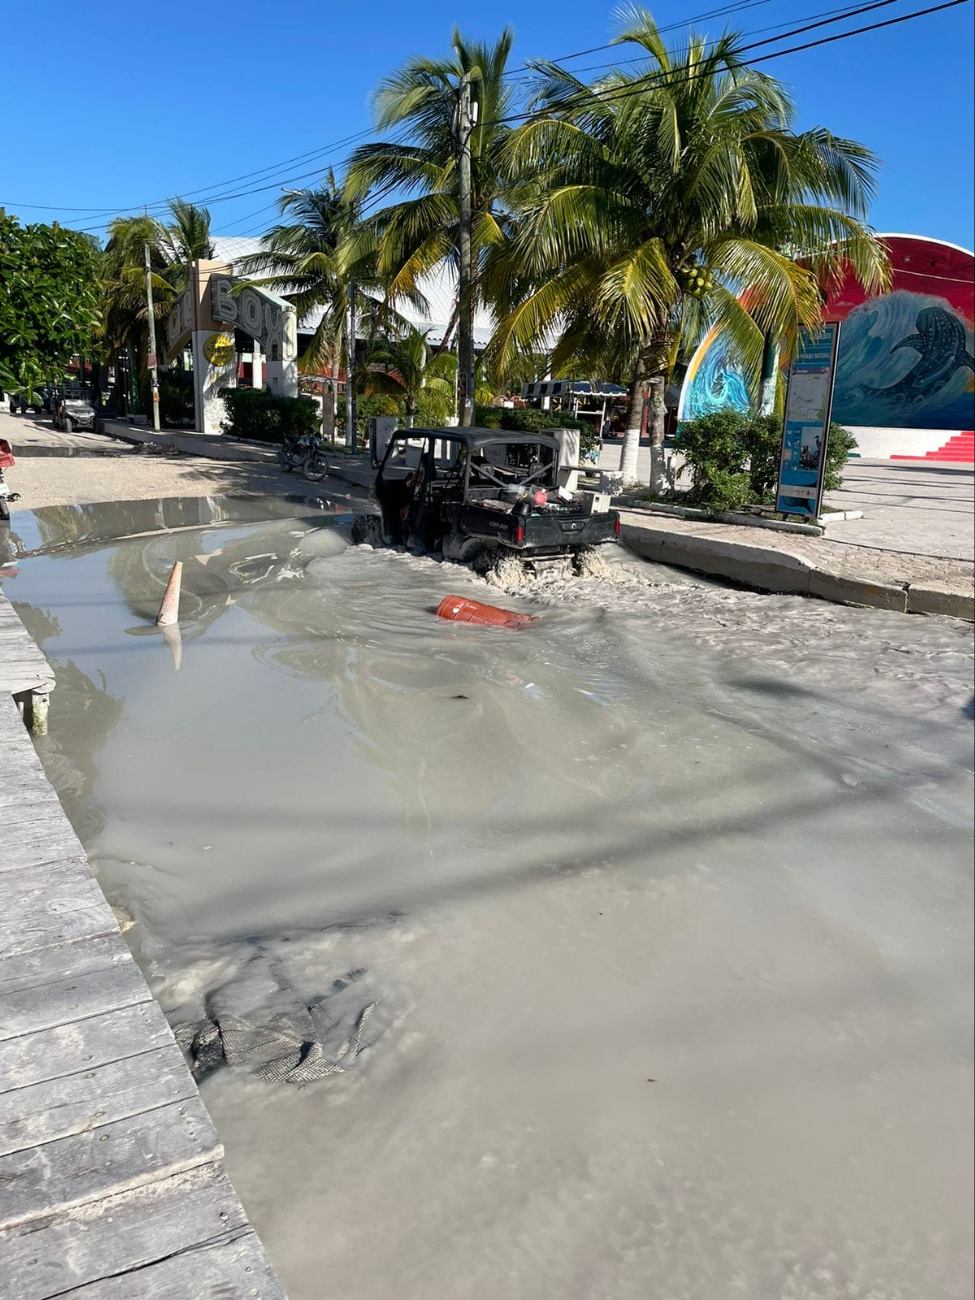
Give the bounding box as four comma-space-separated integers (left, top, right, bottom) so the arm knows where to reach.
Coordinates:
758, 332, 779, 417
404, 397, 415, 429
621, 327, 670, 488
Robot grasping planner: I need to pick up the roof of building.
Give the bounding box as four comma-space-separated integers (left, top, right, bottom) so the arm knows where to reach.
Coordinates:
211, 236, 496, 347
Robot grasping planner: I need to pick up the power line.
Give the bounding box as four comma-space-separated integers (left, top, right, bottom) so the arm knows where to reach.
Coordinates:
499, 0, 777, 76
511, 0, 914, 83
0, 127, 378, 221
488, 0, 971, 126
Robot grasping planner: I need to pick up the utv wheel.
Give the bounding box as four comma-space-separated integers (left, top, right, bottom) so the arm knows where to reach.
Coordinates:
573, 546, 607, 578
482, 549, 529, 590
0, 496, 10, 522
351, 514, 385, 546
63, 416, 74, 433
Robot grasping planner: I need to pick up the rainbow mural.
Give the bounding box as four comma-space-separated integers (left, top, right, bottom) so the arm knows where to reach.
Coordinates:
679, 235, 975, 434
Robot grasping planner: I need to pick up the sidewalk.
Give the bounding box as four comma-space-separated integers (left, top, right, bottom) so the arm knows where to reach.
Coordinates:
619, 507, 974, 619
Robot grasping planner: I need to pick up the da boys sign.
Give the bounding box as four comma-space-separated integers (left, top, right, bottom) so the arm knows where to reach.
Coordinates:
209, 276, 298, 365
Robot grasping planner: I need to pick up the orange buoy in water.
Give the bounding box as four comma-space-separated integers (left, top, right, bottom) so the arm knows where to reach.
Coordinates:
436, 595, 533, 630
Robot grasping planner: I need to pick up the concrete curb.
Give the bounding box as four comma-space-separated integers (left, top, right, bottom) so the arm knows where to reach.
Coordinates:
620, 517, 974, 621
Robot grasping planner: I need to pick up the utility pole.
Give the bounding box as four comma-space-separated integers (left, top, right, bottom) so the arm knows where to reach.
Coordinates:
345, 282, 356, 449
144, 243, 161, 432
456, 73, 475, 427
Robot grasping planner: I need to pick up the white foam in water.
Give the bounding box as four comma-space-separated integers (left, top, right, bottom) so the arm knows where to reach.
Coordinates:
11, 502, 974, 1300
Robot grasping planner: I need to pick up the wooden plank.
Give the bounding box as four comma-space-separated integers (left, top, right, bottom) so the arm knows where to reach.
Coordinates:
0, 858, 118, 959
0, 1046, 199, 1156
0, 1165, 259, 1300
0, 594, 56, 695
0, 1094, 222, 1230
0, 821, 84, 873
0, 932, 151, 1042
0, 999, 178, 1093
57, 1225, 287, 1299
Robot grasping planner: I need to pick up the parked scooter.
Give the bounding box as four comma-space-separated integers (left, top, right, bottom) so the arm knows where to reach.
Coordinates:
0, 438, 20, 521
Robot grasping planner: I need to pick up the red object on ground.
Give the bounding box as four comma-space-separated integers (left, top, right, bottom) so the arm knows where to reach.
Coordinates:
891, 431, 974, 463
0, 439, 15, 469
436, 595, 534, 630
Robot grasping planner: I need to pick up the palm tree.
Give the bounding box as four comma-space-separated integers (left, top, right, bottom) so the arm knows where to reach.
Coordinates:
343, 28, 518, 346
360, 326, 455, 427
98, 199, 215, 383
237, 172, 367, 378
487, 10, 889, 484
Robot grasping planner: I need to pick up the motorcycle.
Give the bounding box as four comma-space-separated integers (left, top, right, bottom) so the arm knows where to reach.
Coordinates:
0, 438, 20, 522
277, 429, 331, 483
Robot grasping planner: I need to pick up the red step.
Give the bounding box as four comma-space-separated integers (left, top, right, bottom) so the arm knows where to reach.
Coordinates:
890, 430, 974, 463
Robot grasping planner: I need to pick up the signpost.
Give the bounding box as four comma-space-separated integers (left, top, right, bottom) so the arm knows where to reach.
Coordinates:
775, 321, 841, 519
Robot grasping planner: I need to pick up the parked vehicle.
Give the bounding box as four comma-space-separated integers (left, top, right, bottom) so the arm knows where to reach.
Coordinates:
0, 438, 20, 522
51, 385, 96, 433
278, 429, 331, 482
352, 427, 620, 576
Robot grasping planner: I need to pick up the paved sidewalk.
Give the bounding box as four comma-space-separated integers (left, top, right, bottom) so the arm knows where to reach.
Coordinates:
620, 508, 974, 619
822, 460, 974, 560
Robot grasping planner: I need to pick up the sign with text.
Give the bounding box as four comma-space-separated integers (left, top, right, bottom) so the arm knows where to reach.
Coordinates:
775, 322, 841, 518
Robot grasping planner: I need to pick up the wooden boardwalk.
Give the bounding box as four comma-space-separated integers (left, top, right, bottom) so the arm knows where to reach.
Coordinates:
0, 589, 287, 1298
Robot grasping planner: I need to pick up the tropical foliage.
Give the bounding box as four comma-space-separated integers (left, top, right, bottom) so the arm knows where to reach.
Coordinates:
344, 27, 517, 312
0, 213, 101, 398
237, 172, 386, 377
98, 198, 216, 403
676, 409, 857, 511
484, 9, 888, 480
360, 326, 455, 426
220, 386, 319, 443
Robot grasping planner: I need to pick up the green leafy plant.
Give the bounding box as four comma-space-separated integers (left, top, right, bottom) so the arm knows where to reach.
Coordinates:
219, 387, 319, 443
676, 410, 857, 512
0, 213, 100, 401
159, 370, 195, 427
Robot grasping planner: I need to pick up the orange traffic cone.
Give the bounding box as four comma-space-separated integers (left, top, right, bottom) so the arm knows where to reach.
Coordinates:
436, 594, 533, 630
155, 561, 183, 627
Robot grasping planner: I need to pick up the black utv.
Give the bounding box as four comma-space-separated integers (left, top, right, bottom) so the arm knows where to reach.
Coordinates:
351, 427, 620, 575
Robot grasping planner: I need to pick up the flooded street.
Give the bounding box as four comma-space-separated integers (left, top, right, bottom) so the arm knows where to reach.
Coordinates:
4, 497, 973, 1300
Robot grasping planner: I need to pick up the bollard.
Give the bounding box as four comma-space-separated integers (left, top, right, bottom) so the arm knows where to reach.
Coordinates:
155, 561, 182, 627
436, 595, 533, 630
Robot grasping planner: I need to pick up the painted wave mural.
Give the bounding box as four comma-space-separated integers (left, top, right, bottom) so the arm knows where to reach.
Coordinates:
679, 236, 975, 431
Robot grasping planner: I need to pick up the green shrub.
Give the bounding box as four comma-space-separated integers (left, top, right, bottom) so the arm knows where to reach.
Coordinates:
473, 405, 599, 458
676, 410, 857, 512
159, 370, 195, 427
220, 387, 319, 443
474, 403, 503, 428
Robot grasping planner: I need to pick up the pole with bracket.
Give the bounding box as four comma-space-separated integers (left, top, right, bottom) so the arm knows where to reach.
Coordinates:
144, 243, 161, 433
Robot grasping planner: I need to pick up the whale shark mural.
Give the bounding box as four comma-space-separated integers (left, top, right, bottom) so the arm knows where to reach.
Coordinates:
679, 236, 975, 431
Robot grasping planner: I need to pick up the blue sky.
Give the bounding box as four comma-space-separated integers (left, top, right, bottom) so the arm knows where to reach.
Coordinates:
1, 0, 972, 248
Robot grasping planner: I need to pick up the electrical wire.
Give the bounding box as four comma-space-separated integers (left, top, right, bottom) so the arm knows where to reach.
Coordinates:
487, 0, 971, 126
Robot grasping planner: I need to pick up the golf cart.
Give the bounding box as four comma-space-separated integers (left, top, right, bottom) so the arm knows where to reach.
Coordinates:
351, 427, 620, 576
51, 384, 96, 433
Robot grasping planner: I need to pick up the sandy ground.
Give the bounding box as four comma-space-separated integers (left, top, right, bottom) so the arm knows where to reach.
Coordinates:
5, 445, 365, 512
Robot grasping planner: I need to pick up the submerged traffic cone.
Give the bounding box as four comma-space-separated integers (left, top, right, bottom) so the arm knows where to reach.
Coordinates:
155, 561, 182, 627
436, 595, 533, 630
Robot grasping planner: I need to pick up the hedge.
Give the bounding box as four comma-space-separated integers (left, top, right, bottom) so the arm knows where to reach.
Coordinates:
220, 387, 319, 443
675, 410, 857, 512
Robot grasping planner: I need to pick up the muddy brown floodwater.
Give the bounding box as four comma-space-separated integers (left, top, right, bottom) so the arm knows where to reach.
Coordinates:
4, 496, 973, 1300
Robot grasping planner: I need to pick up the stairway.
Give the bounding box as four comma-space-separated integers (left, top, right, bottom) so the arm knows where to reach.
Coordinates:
891, 431, 974, 463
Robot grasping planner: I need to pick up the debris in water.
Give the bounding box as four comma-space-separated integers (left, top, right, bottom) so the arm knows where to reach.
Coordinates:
436, 594, 533, 630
